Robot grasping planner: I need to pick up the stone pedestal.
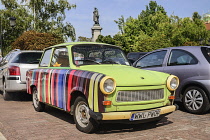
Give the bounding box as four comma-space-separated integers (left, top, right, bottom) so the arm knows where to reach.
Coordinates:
91, 24, 102, 42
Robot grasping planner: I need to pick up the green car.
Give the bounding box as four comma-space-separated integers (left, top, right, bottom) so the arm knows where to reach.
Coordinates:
26, 42, 179, 133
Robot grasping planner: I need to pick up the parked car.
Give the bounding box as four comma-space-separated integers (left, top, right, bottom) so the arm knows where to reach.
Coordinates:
133, 46, 210, 114
26, 42, 179, 133
0, 49, 43, 100
127, 52, 147, 64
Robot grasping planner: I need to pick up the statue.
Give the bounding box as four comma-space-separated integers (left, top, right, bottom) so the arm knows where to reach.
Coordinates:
93, 7, 99, 25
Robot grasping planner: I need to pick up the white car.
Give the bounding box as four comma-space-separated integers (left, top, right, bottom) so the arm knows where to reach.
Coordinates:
0, 49, 43, 100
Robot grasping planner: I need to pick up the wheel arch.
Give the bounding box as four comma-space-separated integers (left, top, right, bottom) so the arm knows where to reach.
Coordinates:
27, 85, 36, 95
69, 90, 87, 115
180, 81, 210, 101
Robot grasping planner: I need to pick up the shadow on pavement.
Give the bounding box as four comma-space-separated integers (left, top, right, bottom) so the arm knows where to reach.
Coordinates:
12, 92, 32, 101
96, 117, 173, 134
40, 104, 173, 134
44, 105, 75, 124
0, 91, 32, 101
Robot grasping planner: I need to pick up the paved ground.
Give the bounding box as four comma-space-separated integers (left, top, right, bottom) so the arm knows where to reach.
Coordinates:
0, 93, 210, 140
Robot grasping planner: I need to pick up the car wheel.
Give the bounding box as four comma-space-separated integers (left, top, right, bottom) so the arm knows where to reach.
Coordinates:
73, 96, 98, 133
183, 86, 210, 114
32, 87, 45, 112
3, 81, 11, 101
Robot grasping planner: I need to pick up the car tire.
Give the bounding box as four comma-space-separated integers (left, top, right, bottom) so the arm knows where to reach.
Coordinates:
3, 81, 11, 101
183, 86, 210, 114
73, 96, 98, 133
32, 87, 45, 112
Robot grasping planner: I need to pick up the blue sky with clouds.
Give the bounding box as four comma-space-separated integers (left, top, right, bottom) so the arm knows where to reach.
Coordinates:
67, 0, 210, 40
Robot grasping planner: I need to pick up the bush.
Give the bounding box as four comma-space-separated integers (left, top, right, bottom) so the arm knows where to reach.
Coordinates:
11, 30, 64, 50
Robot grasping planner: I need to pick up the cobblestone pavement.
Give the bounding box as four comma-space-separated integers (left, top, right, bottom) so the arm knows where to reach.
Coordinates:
0, 93, 210, 140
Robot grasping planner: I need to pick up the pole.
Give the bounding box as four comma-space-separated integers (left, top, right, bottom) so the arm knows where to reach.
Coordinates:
0, 13, 3, 57
33, 2, 36, 29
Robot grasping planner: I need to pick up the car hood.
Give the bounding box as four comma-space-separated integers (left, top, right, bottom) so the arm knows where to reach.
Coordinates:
77, 65, 169, 86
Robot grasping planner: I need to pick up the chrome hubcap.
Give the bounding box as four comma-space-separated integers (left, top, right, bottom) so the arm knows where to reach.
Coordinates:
33, 90, 39, 108
75, 102, 90, 127
185, 89, 203, 110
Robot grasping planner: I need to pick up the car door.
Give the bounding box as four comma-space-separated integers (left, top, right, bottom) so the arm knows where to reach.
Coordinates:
134, 50, 168, 72
163, 49, 199, 84
42, 47, 70, 108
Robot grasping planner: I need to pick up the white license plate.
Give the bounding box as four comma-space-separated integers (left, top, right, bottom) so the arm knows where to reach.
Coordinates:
130, 109, 160, 121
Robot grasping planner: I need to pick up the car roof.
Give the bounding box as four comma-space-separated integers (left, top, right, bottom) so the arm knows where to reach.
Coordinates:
9, 49, 43, 53
151, 46, 210, 52
127, 52, 147, 55
45, 42, 121, 50
158, 46, 209, 50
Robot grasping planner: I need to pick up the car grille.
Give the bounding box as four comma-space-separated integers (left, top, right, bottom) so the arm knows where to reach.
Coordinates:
116, 89, 164, 102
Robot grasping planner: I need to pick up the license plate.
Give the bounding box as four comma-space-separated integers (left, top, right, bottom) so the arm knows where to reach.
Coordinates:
130, 109, 160, 121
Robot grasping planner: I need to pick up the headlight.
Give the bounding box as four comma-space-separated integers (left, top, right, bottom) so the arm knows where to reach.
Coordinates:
100, 76, 116, 94
167, 75, 179, 91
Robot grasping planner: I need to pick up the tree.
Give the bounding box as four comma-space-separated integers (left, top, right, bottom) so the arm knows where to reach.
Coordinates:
96, 35, 115, 45
0, 6, 32, 56
0, 0, 76, 55
11, 30, 63, 50
20, 0, 76, 41
97, 1, 210, 53
192, 12, 201, 21
77, 36, 91, 42
114, 15, 125, 34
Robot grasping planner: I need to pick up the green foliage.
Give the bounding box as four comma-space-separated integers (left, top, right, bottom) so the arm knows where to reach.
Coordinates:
0, 0, 76, 55
11, 30, 63, 50
114, 15, 125, 34
97, 1, 210, 53
21, 0, 76, 41
77, 36, 92, 42
96, 35, 115, 45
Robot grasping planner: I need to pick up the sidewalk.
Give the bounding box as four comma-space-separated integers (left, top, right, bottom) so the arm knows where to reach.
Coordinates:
0, 132, 6, 140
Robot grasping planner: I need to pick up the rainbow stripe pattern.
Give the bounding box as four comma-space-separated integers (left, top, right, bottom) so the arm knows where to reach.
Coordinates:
26, 69, 106, 112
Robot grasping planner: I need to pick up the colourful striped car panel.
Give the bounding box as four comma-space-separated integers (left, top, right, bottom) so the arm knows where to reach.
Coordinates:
26, 69, 106, 112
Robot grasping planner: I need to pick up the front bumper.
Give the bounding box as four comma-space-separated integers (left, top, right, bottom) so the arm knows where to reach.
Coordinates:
89, 105, 177, 121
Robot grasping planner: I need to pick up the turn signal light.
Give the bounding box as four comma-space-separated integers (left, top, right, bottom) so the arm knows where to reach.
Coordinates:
103, 101, 112, 106
168, 96, 175, 100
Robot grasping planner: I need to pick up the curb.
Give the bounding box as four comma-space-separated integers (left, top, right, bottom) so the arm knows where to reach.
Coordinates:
0, 132, 6, 140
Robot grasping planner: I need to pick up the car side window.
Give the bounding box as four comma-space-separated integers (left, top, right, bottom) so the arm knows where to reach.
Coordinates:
50, 47, 69, 67
40, 49, 53, 67
135, 51, 167, 68
73, 52, 85, 65
201, 47, 210, 64
0, 52, 15, 66
168, 49, 198, 66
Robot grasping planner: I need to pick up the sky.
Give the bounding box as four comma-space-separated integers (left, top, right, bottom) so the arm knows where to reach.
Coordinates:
67, 0, 210, 41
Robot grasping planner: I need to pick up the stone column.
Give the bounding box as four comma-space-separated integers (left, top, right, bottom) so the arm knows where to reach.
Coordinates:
91, 24, 102, 42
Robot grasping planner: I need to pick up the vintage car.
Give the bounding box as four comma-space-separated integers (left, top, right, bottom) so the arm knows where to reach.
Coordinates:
26, 42, 179, 133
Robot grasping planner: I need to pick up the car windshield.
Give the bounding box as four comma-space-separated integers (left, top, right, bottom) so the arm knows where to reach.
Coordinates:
72, 44, 130, 66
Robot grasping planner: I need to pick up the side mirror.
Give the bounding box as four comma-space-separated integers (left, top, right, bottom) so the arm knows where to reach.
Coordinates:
3, 60, 8, 64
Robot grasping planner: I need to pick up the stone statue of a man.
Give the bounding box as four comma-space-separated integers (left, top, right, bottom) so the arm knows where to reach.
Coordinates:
93, 7, 99, 25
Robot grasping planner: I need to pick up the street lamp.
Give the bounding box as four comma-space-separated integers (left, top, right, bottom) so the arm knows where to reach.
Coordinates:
0, 17, 16, 57
9, 17, 16, 28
